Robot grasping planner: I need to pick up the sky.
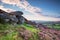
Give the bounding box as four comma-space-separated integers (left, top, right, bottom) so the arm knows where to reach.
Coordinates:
0, 0, 60, 21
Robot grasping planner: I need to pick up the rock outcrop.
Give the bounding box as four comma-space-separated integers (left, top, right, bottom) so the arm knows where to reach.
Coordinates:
0, 9, 25, 24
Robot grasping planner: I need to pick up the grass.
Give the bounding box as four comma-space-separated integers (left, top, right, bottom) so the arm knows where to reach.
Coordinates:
22, 23, 40, 33
0, 23, 60, 40
0, 32, 18, 40
0, 23, 40, 40
46, 24, 60, 30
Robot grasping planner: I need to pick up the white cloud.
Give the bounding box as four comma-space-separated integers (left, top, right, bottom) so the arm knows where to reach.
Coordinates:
0, 5, 16, 12
0, 0, 60, 21
1, 0, 41, 14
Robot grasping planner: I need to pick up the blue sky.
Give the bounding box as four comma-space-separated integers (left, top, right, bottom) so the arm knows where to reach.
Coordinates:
0, 0, 60, 21
27, 0, 60, 17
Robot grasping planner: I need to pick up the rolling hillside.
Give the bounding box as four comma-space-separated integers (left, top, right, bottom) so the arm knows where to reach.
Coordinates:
0, 23, 60, 40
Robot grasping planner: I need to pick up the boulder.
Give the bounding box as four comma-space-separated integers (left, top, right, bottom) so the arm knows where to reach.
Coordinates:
0, 9, 10, 23
9, 15, 18, 25
10, 11, 25, 24
0, 9, 26, 24
16, 16, 25, 24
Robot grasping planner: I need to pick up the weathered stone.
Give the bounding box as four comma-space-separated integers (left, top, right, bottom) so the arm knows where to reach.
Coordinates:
0, 9, 26, 24
16, 16, 25, 24
9, 15, 18, 24
0, 10, 10, 23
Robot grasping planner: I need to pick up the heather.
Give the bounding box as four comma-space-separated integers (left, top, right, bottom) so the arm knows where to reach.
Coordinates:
0, 23, 60, 40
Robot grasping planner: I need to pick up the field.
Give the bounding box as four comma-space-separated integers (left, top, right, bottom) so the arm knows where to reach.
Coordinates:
44, 24, 60, 30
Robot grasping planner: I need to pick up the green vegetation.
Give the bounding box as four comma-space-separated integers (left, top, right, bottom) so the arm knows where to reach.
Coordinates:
0, 18, 6, 24
0, 32, 18, 40
0, 23, 40, 40
44, 24, 60, 30
0, 23, 60, 40
23, 23, 40, 33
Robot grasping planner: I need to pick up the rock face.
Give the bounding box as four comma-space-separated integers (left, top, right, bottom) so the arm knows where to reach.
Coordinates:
0, 9, 25, 24
0, 9, 10, 23
9, 11, 25, 24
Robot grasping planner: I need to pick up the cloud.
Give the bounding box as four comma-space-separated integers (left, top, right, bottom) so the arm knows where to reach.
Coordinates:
0, 0, 60, 21
23, 14, 60, 21
1, 0, 41, 14
0, 5, 16, 12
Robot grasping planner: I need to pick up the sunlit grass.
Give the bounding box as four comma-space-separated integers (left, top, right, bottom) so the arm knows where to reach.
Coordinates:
22, 23, 40, 33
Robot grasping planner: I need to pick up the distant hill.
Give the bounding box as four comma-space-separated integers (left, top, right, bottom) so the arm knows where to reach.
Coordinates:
31, 20, 60, 24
